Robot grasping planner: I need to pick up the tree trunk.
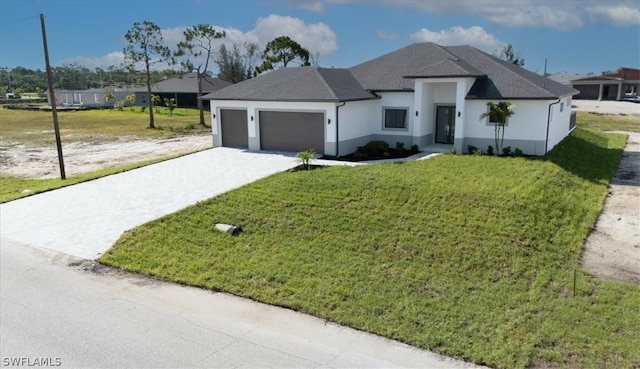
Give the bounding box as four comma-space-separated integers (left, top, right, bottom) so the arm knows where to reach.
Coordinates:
146, 61, 155, 129
197, 72, 206, 127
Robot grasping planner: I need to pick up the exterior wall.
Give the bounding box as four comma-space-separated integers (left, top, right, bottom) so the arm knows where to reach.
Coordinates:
50, 89, 131, 108
547, 95, 573, 152
209, 100, 336, 154
337, 99, 379, 155
463, 99, 566, 155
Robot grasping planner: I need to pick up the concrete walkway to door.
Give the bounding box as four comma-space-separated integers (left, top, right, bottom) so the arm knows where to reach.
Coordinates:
0, 148, 298, 259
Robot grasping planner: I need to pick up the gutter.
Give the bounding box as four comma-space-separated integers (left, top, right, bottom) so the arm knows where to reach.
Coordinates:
545, 98, 561, 154
335, 101, 346, 157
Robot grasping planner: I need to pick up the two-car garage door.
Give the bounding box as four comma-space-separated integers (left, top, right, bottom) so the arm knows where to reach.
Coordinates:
259, 111, 324, 154
219, 109, 324, 154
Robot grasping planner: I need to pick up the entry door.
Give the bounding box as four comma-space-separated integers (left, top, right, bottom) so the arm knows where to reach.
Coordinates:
435, 106, 455, 144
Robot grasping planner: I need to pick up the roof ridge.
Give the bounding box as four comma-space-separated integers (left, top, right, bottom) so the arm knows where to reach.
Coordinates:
314, 68, 339, 100
453, 46, 553, 97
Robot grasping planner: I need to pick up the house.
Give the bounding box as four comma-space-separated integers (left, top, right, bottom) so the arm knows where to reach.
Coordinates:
47, 87, 133, 108
203, 42, 577, 156
571, 67, 640, 101
547, 72, 585, 86
135, 72, 232, 108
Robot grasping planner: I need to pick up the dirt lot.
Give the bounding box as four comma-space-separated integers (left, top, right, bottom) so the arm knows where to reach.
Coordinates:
0, 134, 213, 178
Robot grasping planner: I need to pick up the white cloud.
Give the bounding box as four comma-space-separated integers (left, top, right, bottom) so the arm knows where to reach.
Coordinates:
376, 30, 399, 41
338, 0, 638, 31
410, 26, 505, 53
59, 15, 337, 71
288, 0, 325, 13
586, 5, 640, 26
60, 51, 125, 69
250, 15, 337, 56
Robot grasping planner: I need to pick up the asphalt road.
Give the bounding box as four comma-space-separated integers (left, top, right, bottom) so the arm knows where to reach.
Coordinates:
0, 239, 482, 369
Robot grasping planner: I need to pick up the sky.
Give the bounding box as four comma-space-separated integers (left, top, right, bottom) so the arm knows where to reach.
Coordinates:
0, 0, 639, 77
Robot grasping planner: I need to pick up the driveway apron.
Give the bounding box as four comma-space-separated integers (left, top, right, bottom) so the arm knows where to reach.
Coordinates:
0, 148, 298, 259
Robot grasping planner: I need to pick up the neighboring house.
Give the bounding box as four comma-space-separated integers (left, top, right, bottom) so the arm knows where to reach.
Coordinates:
547, 72, 585, 86
571, 67, 640, 101
47, 87, 132, 108
203, 42, 577, 156
134, 73, 232, 108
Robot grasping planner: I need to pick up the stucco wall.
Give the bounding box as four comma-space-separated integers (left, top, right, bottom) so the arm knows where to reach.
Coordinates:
464, 100, 553, 155
547, 95, 573, 152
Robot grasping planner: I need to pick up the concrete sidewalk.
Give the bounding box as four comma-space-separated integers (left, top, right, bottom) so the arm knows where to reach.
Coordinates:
0, 148, 298, 259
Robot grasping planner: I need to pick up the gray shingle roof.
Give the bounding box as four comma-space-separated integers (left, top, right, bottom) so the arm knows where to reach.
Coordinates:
136, 73, 232, 93
202, 67, 376, 102
444, 45, 578, 99
350, 43, 576, 99
204, 43, 577, 101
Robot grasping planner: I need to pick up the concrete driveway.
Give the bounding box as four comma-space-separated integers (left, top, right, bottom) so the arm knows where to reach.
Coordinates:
0, 148, 298, 259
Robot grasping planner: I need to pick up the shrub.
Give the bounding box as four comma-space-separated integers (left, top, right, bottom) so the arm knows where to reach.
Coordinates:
514, 148, 524, 157
363, 140, 390, 157
395, 141, 405, 154
410, 144, 419, 153
353, 146, 365, 159
487, 145, 494, 156
467, 145, 478, 154
448, 146, 457, 155
502, 146, 512, 156
295, 150, 315, 170
472, 148, 483, 156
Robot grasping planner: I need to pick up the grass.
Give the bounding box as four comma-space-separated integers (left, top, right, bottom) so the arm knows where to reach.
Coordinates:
575, 110, 640, 132
0, 151, 204, 203
0, 106, 210, 146
100, 128, 639, 369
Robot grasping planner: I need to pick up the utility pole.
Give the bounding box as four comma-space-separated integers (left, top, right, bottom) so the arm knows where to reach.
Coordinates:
40, 13, 66, 180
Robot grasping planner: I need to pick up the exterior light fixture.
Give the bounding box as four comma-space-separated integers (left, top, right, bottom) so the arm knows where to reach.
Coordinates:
250, 116, 254, 121
328, 118, 331, 124
415, 111, 419, 116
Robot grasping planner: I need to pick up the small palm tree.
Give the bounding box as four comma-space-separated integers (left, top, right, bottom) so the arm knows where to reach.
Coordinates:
103, 93, 115, 108
295, 150, 315, 170
479, 101, 516, 153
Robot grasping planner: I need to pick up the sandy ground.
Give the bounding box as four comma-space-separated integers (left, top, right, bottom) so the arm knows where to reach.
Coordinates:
581, 131, 640, 284
0, 134, 213, 178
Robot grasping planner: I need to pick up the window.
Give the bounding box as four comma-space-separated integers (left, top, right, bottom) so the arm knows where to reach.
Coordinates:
383, 108, 408, 129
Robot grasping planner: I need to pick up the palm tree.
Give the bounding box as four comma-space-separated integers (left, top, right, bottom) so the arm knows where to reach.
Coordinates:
479, 101, 516, 153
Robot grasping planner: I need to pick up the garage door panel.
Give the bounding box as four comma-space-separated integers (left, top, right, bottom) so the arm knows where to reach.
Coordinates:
221, 109, 248, 148
259, 111, 324, 154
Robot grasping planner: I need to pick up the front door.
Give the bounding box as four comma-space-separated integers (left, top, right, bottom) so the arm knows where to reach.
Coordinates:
435, 105, 455, 144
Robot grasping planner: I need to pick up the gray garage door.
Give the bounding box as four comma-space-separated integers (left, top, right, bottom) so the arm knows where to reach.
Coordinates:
220, 109, 248, 148
259, 111, 324, 154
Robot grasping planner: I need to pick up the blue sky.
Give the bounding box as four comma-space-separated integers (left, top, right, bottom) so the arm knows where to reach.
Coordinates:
1, 0, 639, 76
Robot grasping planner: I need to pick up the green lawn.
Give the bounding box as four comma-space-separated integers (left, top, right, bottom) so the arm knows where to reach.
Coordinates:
0, 151, 204, 203
575, 110, 640, 132
100, 128, 639, 369
0, 107, 210, 146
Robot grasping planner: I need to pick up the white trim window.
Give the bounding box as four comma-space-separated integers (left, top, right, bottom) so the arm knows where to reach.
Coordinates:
383, 107, 408, 130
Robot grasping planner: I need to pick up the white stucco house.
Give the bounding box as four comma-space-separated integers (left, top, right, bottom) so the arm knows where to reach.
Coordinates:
203, 42, 578, 156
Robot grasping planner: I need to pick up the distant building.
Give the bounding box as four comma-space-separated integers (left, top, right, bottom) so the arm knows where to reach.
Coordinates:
547, 72, 585, 86
571, 67, 640, 100
46, 87, 133, 108
133, 73, 232, 108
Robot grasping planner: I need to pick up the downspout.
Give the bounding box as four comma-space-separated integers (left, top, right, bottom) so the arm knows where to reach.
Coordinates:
335, 101, 346, 157
545, 98, 561, 154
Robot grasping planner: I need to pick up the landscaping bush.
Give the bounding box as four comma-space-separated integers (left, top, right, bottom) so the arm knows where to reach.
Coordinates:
363, 140, 390, 157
